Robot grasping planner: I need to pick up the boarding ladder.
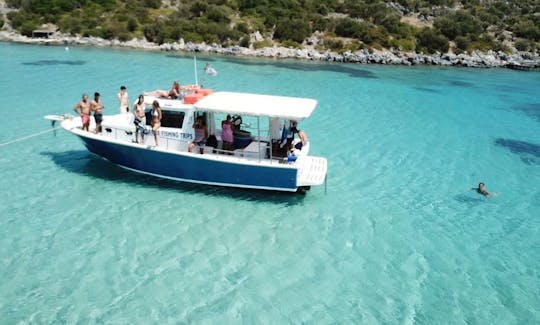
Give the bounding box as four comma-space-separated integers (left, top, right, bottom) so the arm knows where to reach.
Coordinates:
297, 156, 328, 187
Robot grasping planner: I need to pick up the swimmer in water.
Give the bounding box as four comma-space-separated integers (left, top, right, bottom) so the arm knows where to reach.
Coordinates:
472, 182, 491, 197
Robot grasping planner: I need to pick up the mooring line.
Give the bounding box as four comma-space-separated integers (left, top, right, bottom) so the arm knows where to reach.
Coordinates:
0, 127, 61, 147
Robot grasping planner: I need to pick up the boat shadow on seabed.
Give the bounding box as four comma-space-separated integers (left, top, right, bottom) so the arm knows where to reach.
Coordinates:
40, 150, 309, 205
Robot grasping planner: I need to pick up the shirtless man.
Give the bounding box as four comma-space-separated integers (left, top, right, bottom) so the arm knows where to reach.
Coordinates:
133, 94, 146, 143
74, 93, 91, 131
117, 86, 129, 114
90, 92, 104, 133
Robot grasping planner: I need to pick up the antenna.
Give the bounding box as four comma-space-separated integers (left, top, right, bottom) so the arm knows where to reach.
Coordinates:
194, 56, 198, 86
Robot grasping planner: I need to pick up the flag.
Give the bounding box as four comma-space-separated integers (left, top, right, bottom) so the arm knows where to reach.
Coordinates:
204, 63, 217, 77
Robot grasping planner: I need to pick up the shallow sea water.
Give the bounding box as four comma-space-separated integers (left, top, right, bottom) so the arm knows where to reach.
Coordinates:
0, 42, 539, 323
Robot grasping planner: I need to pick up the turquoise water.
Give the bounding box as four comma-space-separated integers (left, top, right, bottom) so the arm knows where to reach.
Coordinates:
1, 42, 539, 323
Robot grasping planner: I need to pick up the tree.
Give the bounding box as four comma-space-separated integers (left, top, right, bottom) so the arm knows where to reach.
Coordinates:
274, 18, 311, 43
416, 27, 449, 53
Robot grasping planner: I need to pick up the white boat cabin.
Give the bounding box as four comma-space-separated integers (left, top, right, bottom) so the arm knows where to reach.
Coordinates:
99, 91, 317, 163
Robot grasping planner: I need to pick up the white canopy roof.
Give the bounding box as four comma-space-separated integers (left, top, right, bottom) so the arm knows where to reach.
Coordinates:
194, 92, 318, 120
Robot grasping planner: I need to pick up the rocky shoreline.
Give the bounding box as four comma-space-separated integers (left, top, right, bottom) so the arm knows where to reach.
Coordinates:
1, 31, 539, 69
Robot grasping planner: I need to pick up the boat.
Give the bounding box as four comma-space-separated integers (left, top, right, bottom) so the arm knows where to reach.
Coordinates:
45, 89, 328, 193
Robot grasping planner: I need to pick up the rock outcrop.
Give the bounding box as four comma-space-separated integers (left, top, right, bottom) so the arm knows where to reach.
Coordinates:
1, 31, 538, 69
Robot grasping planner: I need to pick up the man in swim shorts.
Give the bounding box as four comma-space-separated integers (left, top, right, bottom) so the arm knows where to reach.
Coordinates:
74, 93, 91, 131
117, 86, 129, 113
90, 92, 104, 133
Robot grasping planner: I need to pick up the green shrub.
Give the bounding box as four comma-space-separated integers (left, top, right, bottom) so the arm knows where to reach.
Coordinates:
101, 22, 129, 40
311, 16, 331, 33
469, 35, 496, 51
143, 22, 165, 43
389, 38, 416, 52
236, 22, 250, 34
416, 27, 449, 53
274, 18, 311, 43
182, 31, 204, 43
515, 39, 531, 51
253, 39, 273, 49
362, 27, 389, 47
206, 5, 231, 23
58, 15, 83, 34
281, 39, 301, 48
142, 0, 161, 9
20, 21, 39, 37
514, 20, 540, 41
343, 40, 361, 52
127, 18, 138, 32
323, 37, 343, 51
5, 0, 22, 8
434, 10, 482, 40
190, 1, 208, 17
454, 35, 470, 52
239, 36, 250, 47
334, 18, 368, 39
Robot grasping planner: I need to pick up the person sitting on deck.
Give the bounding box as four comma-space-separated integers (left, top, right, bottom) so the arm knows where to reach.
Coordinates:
145, 81, 181, 99
189, 116, 208, 154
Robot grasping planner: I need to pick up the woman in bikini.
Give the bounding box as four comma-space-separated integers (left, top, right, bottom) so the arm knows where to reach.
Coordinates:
145, 81, 180, 99
150, 100, 162, 147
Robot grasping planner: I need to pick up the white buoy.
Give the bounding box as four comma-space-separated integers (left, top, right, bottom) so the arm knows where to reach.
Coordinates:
65, 47, 69, 51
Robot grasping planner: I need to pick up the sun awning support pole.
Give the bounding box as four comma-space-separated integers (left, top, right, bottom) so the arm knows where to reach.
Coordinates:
257, 116, 261, 162
194, 56, 198, 86
269, 118, 273, 163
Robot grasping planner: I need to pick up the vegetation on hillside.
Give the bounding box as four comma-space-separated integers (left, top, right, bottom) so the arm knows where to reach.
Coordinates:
4, 0, 540, 54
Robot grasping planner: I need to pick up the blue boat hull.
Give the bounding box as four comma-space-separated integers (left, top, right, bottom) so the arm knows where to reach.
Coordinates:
78, 135, 298, 191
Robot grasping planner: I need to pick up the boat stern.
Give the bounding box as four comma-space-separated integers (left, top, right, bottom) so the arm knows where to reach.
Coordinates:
297, 156, 327, 187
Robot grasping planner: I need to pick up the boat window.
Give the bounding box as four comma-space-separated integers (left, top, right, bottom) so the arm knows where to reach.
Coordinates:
145, 110, 185, 128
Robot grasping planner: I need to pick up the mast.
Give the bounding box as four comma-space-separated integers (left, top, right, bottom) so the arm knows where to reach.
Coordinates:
194, 56, 198, 86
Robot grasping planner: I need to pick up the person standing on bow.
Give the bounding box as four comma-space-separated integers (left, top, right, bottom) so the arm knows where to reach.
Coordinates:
117, 86, 129, 114
74, 93, 91, 132
150, 100, 162, 147
133, 94, 146, 144
90, 92, 104, 133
